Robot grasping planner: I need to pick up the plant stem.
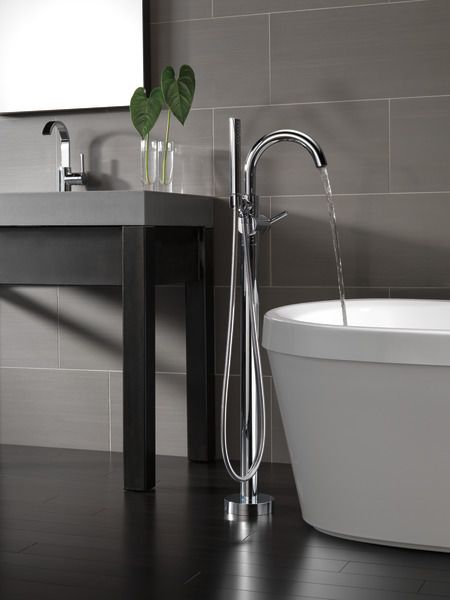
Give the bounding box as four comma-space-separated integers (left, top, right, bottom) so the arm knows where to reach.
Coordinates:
161, 109, 171, 185
145, 133, 150, 184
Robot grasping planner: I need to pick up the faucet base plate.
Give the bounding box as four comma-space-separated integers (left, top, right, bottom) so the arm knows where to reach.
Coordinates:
224, 493, 273, 518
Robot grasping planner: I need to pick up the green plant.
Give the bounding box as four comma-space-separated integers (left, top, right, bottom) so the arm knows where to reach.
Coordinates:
129, 64, 195, 187
130, 86, 163, 184
160, 65, 195, 184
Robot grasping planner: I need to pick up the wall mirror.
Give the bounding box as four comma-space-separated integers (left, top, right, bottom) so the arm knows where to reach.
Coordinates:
0, 0, 147, 113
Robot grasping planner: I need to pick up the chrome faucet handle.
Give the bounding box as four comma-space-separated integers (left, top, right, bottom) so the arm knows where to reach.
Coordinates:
79, 152, 85, 175
269, 210, 288, 225
256, 210, 288, 234
64, 153, 87, 190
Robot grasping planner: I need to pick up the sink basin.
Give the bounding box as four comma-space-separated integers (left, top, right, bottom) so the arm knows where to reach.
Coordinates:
0, 191, 213, 227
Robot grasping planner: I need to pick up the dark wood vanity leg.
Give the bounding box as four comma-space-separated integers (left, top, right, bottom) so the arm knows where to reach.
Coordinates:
185, 228, 215, 462
122, 226, 156, 491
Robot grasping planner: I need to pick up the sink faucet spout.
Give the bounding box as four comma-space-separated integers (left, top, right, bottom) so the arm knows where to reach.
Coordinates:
42, 120, 86, 191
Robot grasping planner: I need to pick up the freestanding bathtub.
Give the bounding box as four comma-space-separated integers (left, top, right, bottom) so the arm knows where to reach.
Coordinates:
263, 299, 450, 552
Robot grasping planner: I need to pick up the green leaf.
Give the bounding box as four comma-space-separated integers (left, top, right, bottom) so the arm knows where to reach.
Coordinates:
161, 64, 195, 125
130, 86, 163, 139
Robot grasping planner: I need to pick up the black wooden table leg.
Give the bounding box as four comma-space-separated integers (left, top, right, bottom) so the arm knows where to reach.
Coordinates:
122, 226, 156, 491
185, 228, 215, 462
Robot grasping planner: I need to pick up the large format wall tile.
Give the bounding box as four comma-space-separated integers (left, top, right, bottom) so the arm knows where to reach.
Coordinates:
271, 1, 450, 103
156, 373, 188, 457
151, 16, 270, 108
0, 109, 213, 196
390, 96, 450, 193
151, 0, 212, 22
0, 286, 58, 368
0, 110, 138, 193
271, 193, 450, 287
0, 115, 56, 193
63, 109, 213, 196
110, 371, 123, 452
0, 368, 110, 450
2, 0, 450, 461
59, 287, 122, 371
214, 0, 386, 17
214, 101, 389, 197
58, 285, 187, 374
390, 288, 450, 300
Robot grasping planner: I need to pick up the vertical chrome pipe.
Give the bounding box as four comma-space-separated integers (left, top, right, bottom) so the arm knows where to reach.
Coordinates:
222, 118, 272, 517
229, 118, 259, 503
240, 198, 259, 503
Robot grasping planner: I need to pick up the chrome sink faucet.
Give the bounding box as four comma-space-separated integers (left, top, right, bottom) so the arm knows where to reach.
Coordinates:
42, 120, 86, 191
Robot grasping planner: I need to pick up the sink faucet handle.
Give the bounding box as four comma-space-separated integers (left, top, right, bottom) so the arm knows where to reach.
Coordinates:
77, 153, 87, 185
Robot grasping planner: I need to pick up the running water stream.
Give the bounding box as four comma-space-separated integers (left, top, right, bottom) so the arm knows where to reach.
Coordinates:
320, 167, 348, 326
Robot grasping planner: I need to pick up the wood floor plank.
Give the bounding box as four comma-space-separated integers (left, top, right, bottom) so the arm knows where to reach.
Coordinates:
343, 561, 450, 584
2, 445, 450, 600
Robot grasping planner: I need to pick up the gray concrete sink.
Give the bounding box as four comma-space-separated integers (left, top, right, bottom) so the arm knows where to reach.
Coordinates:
0, 191, 213, 227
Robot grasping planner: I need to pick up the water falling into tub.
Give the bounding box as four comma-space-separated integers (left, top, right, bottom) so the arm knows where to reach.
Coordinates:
320, 167, 348, 326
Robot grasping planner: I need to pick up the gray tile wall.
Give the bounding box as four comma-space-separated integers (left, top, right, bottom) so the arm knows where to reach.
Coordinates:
1, 0, 449, 462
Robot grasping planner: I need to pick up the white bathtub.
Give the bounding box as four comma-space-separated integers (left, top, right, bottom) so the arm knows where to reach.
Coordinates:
262, 299, 450, 552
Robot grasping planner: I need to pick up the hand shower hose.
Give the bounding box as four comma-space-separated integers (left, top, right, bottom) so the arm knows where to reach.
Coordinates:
220, 203, 267, 483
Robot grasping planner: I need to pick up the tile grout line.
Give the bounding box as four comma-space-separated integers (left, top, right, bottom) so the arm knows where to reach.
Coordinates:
0, 365, 190, 375
268, 13, 272, 105
0, 365, 123, 373
56, 286, 61, 369
191, 93, 450, 112
150, 1, 429, 25
108, 371, 112, 453
212, 108, 215, 197
269, 196, 273, 286
270, 372, 273, 463
215, 284, 447, 289
388, 98, 391, 193
249, 191, 450, 197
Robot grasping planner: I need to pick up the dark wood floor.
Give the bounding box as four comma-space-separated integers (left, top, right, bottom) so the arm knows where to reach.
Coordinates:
1, 445, 450, 599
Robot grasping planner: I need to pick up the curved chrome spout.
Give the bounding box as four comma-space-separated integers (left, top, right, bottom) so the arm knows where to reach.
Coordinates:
42, 120, 70, 168
42, 120, 86, 191
244, 129, 327, 198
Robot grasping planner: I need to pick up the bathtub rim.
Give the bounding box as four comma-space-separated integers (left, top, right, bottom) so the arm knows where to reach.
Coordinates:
262, 298, 450, 367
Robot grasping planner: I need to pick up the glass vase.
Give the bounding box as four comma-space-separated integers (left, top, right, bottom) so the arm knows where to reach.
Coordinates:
158, 140, 175, 192
140, 138, 159, 189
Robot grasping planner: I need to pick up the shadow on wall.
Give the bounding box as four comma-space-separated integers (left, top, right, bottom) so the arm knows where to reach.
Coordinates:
86, 131, 135, 191
0, 286, 122, 357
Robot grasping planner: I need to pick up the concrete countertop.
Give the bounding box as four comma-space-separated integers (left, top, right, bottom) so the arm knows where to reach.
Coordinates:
0, 191, 214, 227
